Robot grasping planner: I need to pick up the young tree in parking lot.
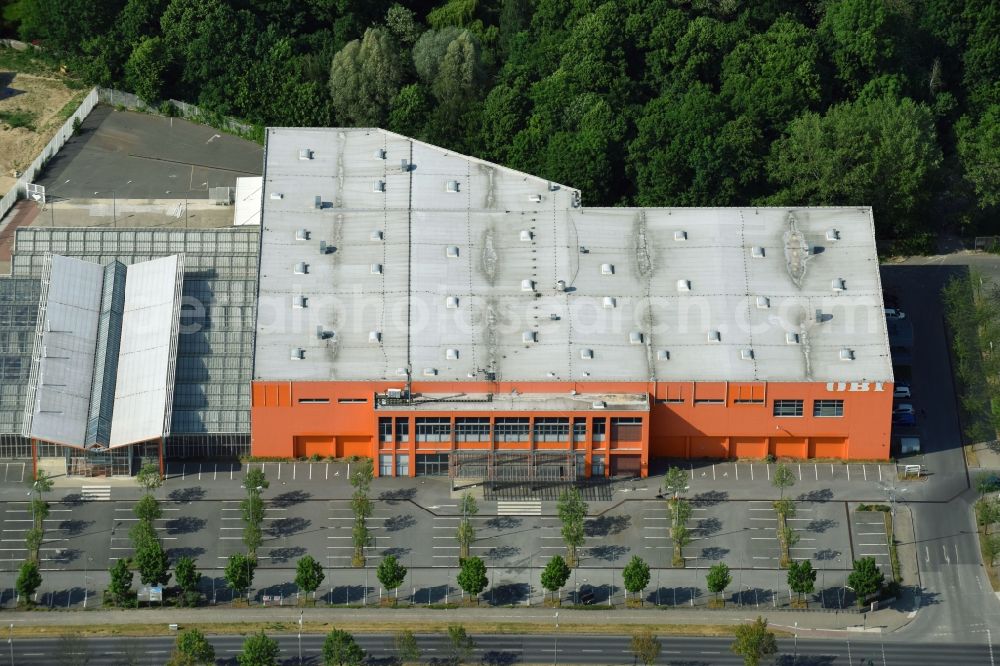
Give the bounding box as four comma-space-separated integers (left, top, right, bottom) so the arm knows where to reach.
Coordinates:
540, 554, 571, 603
15, 560, 41, 604
669, 498, 693, 567
238, 631, 279, 666
168, 628, 215, 666
772, 463, 795, 500
243, 522, 263, 559
322, 628, 366, 666
706, 563, 732, 605
557, 486, 588, 567
135, 536, 171, 587
787, 559, 817, 605
134, 494, 162, 523
244, 468, 270, 495
296, 554, 326, 600
622, 555, 651, 605
730, 616, 778, 666
663, 466, 688, 500
376, 554, 407, 601
175, 556, 202, 606
31, 498, 49, 530
630, 629, 662, 666
847, 557, 884, 606
350, 459, 374, 567
447, 625, 475, 664
108, 557, 134, 607
457, 555, 488, 604
136, 462, 163, 494
225, 553, 257, 603
24, 527, 43, 564
32, 470, 53, 499
456, 492, 478, 560
241, 491, 266, 558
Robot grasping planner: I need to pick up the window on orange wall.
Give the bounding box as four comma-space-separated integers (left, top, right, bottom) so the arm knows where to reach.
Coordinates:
660, 385, 685, 404
731, 383, 765, 404
693, 382, 726, 404
378, 418, 392, 442
395, 417, 409, 442
573, 418, 587, 442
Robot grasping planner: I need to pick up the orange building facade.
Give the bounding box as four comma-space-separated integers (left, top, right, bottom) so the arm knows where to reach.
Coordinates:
251, 379, 893, 477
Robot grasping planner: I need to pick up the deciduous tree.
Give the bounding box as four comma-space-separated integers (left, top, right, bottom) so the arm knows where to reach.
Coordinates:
296, 554, 325, 599
847, 556, 884, 606
15, 560, 41, 603
622, 555, 651, 603
788, 559, 817, 604
730, 616, 778, 666
540, 554, 570, 602
376, 554, 407, 599
556, 486, 587, 567
329, 28, 404, 126
456, 555, 488, 603
238, 631, 279, 666
630, 629, 662, 666
322, 628, 366, 666
169, 628, 215, 666
706, 563, 731, 604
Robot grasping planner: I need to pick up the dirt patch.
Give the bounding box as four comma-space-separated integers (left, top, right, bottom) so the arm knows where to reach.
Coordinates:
0, 72, 81, 192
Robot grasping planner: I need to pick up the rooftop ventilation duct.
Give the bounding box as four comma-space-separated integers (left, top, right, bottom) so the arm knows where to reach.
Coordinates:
290, 348, 305, 360
580, 348, 593, 359
601, 263, 614, 275
371, 263, 382, 275
522, 331, 537, 344
370, 230, 383, 241
839, 348, 855, 361
603, 296, 616, 309
292, 295, 307, 309
369, 331, 381, 344
708, 330, 721, 342
740, 348, 754, 360
270, 192, 283, 200
520, 230, 532, 242
521, 279, 535, 292
423, 367, 438, 376
446, 246, 460, 258
446, 348, 459, 360
372, 180, 385, 192
756, 296, 770, 309
295, 229, 309, 241
529, 194, 542, 203
293, 262, 308, 275
374, 148, 386, 159
752, 246, 765, 258
592, 401, 606, 409
674, 230, 687, 241
786, 332, 800, 345
677, 279, 691, 292
316, 327, 334, 340
826, 228, 840, 241
629, 331, 643, 345
298, 149, 313, 160
831, 278, 846, 291
556, 279, 566, 291
657, 349, 670, 361
445, 296, 459, 309
446, 180, 460, 193
395, 368, 408, 376
314, 196, 322, 209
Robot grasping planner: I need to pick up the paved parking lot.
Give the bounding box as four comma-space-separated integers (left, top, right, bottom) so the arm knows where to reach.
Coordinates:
850, 508, 892, 572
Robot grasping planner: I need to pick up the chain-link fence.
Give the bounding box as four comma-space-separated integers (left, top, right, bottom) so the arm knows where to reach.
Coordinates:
97, 87, 260, 142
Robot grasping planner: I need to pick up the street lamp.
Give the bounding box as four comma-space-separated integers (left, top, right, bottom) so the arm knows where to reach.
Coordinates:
298, 610, 303, 664
552, 612, 559, 665
93, 190, 116, 226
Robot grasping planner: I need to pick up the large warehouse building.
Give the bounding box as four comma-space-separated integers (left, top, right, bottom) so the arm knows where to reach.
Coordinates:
252, 128, 893, 479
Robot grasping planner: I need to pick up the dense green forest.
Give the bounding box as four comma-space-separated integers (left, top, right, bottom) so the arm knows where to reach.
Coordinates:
1, 0, 997, 243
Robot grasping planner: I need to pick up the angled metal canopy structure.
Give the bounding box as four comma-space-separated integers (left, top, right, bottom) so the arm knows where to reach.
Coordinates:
22, 253, 184, 450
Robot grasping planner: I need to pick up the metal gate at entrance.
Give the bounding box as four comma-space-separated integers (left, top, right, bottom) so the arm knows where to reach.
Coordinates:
65, 447, 132, 477
448, 451, 613, 501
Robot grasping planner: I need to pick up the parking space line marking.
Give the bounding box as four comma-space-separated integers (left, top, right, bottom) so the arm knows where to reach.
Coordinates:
198, 464, 202, 481
766, 465, 770, 481
815, 465, 819, 481
750, 463, 754, 481
309, 465, 312, 481
863, 465, 867, 481
878, 465, 882, 481
214, 464, 217, 481
326, 463, 329, 480
712, 464, 716, 481
293, 464, 296, 481
847, 465, 850, 481
230, 466, 233, 481
798, 464, 802, 480
278, 463, 281, 480
735, 464, 738, 480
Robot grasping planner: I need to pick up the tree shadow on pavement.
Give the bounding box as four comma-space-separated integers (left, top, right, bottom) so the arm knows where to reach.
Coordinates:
384, 514, 416, 531
588, 544, 629, 561
167, 546, 205, 560
700, 546, 729, 560
692, 490, 728, 506
585, 514, 630, 536
805, 518, 838, 533
797, 489, 834, 502
57, 519, 93, 535
168, 487, 205, 503
165, 516, 206, 535
265, 516, 310, 537
270, 490, 310, 507
378, 488, 416, 502
488, 582, 528, 606
485, 516, 521, 530
265, 546, 306, 563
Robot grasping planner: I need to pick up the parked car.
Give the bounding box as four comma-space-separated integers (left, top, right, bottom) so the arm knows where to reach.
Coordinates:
894, 384, 911, 399
884, 308, 906, 320
893, 403, 915, 415
893, 412, 916, 426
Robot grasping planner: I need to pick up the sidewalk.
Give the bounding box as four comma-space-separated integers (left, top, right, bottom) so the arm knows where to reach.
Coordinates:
0, 603, 913, 638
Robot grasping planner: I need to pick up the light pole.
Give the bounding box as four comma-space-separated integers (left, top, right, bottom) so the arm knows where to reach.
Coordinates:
552, 612, 559, 665
793, 621, 798, 658
298, 610, 303, 664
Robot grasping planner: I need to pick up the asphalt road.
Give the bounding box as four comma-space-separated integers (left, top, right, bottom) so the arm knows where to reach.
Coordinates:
8, 632, 998, 665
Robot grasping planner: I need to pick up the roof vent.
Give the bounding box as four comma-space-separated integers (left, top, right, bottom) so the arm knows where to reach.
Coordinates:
522, 331, 537, 344
674, 230, 687, 241
580, 348, 593, 359
831, 278, 846, 292
372, 180, 385, 193
521, 279, 535, 292
839, 348, 855, 361
395, 367, 408, 376
446, 246, 460, 258
756, 296, 770, 309
290, 348, 305, 360
786, 332, 800, 345
740, 348, 754, 360
529, 194, 542, 203
317, 326, 334, 340
556, 279, 566, 291
601, 263, 614, 275
295, 229, 309, 241
708, 330, 721, 342
369, 331, 381, 344
629, 331, 644, 345
298, 149, 313, 160
293, 262, 308, 275
751, 246, 765, 258
270, 192, 283, 200
656, 349, 670, 361
546, 372, 556, 378
677, 279, 691, 292
445, 296, 459, 309
603, 296, 616, 309
292, 295, 307, 309
519, 230, 532, 242
592, 401, 606, 409
370, 230, 383, 241
446, 348, 459, 360
446, 180, 460, 193
371, 263, 382, 275
826, 228, 840, 241
319, 241, 331, 255
400, 159, 410, 172
374, 148, 386, 159
314, 195, 322, 209
423, 367, 438, 376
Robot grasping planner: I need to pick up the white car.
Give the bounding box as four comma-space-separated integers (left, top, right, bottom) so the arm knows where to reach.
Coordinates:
893, 403, 915, 415
884, 308, 906, 320
894, 385, 911, 399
